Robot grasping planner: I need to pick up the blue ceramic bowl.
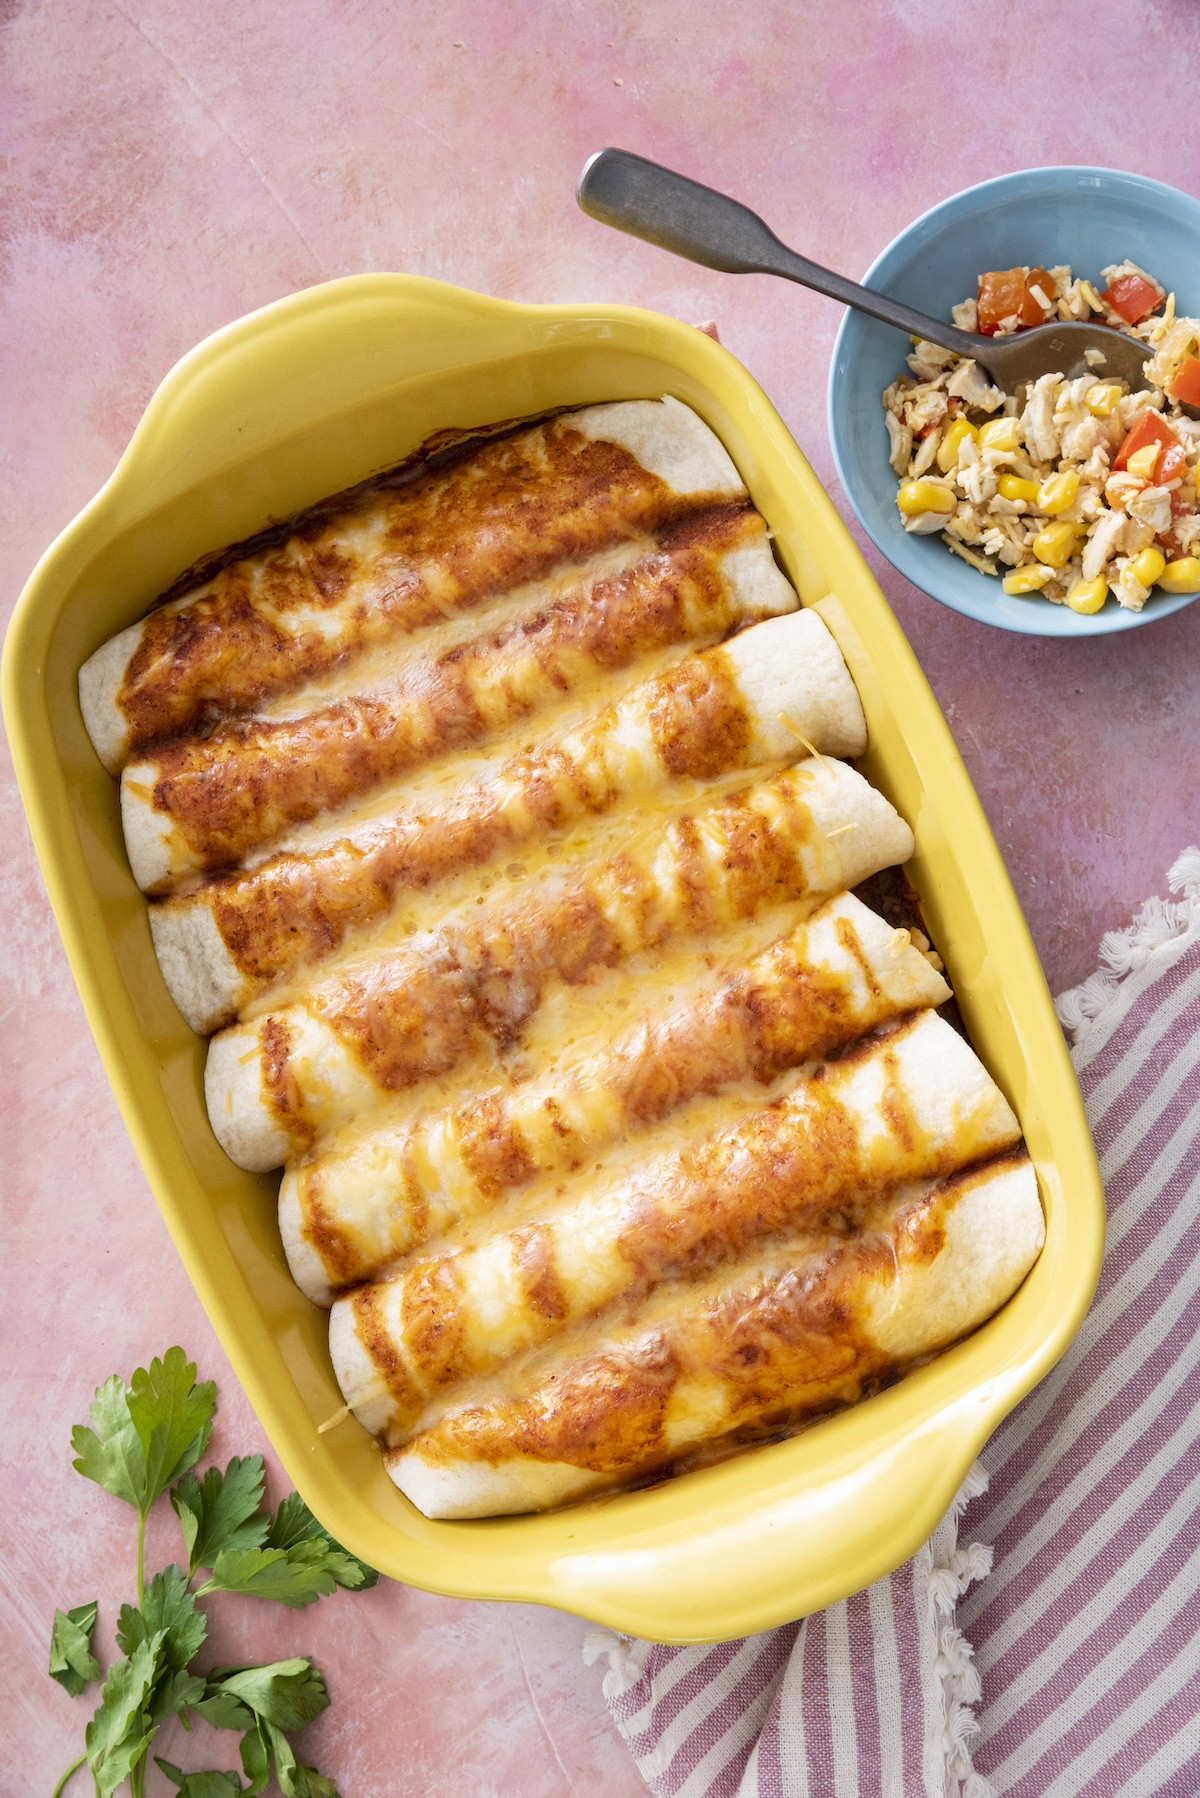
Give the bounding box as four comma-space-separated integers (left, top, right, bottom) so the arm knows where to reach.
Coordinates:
828, 167, 1200, 636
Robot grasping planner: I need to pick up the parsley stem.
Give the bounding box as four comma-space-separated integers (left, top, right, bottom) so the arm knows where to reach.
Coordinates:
136, 1508, 146, 1610
50, 1754, 86, 1798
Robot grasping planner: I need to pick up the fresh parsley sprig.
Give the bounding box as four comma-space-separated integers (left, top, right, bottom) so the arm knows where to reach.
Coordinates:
50, 1348, 377, 1798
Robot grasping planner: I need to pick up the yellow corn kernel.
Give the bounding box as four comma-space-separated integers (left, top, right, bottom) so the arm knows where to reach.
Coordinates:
1129, 547, 1166, 588
1085, 382, 1123, 417
978, 417, 1020, 453
998, 474, 1040, 503
1037, 469, 1080, 515
1157, 556, 1200, 593
936, 418, 978, 473
896, 480, 956, 517
1032, 521, 1084, 568
1125, 444, 1161, 482
1002, 564, 1056, 595
1066, 578, 1108, 615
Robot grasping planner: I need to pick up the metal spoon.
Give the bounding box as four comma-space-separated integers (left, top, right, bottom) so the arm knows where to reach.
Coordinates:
577, 148, 1151, 392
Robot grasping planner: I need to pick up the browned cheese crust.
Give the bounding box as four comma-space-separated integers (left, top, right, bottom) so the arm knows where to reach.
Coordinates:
184, 666, 810, 986
343, 1018, 1015, 1434
113, 419, 729, 757
296, 911, 924, 1291
388, 1155, 1027, 1486
138, 507, 772, 872
286, 767, 834, 1099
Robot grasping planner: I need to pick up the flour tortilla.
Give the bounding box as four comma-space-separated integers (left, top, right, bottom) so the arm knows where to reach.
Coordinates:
78, 398, 749, 778
118, 509, 801, 896
325, 1008, 1020, 1446
281, 891, 949, 1305
155, 606, 871, 1031
370, 1154, 1042, 1518
205, 758, 914, 1172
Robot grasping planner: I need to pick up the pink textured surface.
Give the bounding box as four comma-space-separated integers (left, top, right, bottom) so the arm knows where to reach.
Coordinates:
3, 2, 1197, 1791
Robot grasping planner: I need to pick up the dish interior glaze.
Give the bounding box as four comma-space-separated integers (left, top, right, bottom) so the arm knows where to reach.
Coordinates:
2, 275, 1103, 1642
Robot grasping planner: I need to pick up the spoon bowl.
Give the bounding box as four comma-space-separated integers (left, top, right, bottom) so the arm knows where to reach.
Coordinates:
975, 317, 1149, 391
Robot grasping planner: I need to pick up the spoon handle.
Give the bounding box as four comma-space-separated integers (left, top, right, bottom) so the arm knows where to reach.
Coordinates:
577, 148, 983, 361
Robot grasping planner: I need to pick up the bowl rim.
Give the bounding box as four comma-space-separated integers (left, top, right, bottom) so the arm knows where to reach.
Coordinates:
827, 163, 1200, 636
3, 272, 1105, 1640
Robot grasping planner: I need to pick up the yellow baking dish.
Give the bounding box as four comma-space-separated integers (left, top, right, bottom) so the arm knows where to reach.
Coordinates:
2, 275, 1104, 1643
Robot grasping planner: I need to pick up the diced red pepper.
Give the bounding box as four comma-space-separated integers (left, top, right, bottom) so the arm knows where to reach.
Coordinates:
1101, 273, 1163, 326
976, 266, 1056, 335
1114, 411, 1183, 481
1167, 354, 1200, 408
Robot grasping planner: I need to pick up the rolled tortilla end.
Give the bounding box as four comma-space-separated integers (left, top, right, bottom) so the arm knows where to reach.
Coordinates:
389, 1454, 601, 1521
205, 1025, 297, 1172
720, 609, 867, 763
150, 897, 253, 1036
571, 396, 745, 498
121, 762, 186, 895
864, 1155, 1045, 1359
792, 756, 914, 890
78, 623, 144, 776
384, 1153, 1043, 1518
279, 1168, 338, 1309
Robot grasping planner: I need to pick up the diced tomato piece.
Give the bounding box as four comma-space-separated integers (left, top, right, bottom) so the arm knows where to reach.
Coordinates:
1021, 267, 1056, 327
1167, 354, 1200, 408
977, 266, 1056, 335
977, 268, 1026, 336
1101, 273, 1163, 326
1114, 411, 1183, 481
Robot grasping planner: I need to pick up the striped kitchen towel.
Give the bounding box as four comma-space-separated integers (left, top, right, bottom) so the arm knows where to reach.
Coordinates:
587, 848, 1200, 1798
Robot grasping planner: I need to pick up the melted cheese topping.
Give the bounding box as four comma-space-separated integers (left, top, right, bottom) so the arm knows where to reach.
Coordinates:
129, 506, 782, 880
80, 399, 1035, 1518
101, 415, 743, 759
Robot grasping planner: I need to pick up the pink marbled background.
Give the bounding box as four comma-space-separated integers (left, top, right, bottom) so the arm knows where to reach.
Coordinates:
3, 2, 1198, 1792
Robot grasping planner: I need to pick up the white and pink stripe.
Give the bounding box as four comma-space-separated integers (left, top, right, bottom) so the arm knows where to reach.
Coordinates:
589, 849, 1200, 1798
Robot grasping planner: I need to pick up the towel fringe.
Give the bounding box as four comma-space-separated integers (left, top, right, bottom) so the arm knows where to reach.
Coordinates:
1055, 846, 1200, 1043
925, 1461, 996, 1798
582, 1625, 647, 1700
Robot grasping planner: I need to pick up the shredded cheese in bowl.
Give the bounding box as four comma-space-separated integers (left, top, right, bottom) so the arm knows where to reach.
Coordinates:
881, 262, 1200, 613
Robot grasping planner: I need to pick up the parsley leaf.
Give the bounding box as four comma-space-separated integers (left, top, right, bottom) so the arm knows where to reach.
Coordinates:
155, 1761, 244, 1797
85, 1635, 162, 1795
206, 1657, 330, 1731
71, 1375, 148, 1511
115, 1566, 208, 1724
48, 1601, 101, 1698
72, 1348, 216, 1520
257, 1719, 338, 1798
266, 1492, 378, 1592
172, 1456, 269, 1575
264, 1492, 328, 1552
197, 1543, 340, 1609
239, 1715, 338, 1798
189, 1688, 256, 1732
126, 1348, 218, 1506
117, 1565, 207, 1671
